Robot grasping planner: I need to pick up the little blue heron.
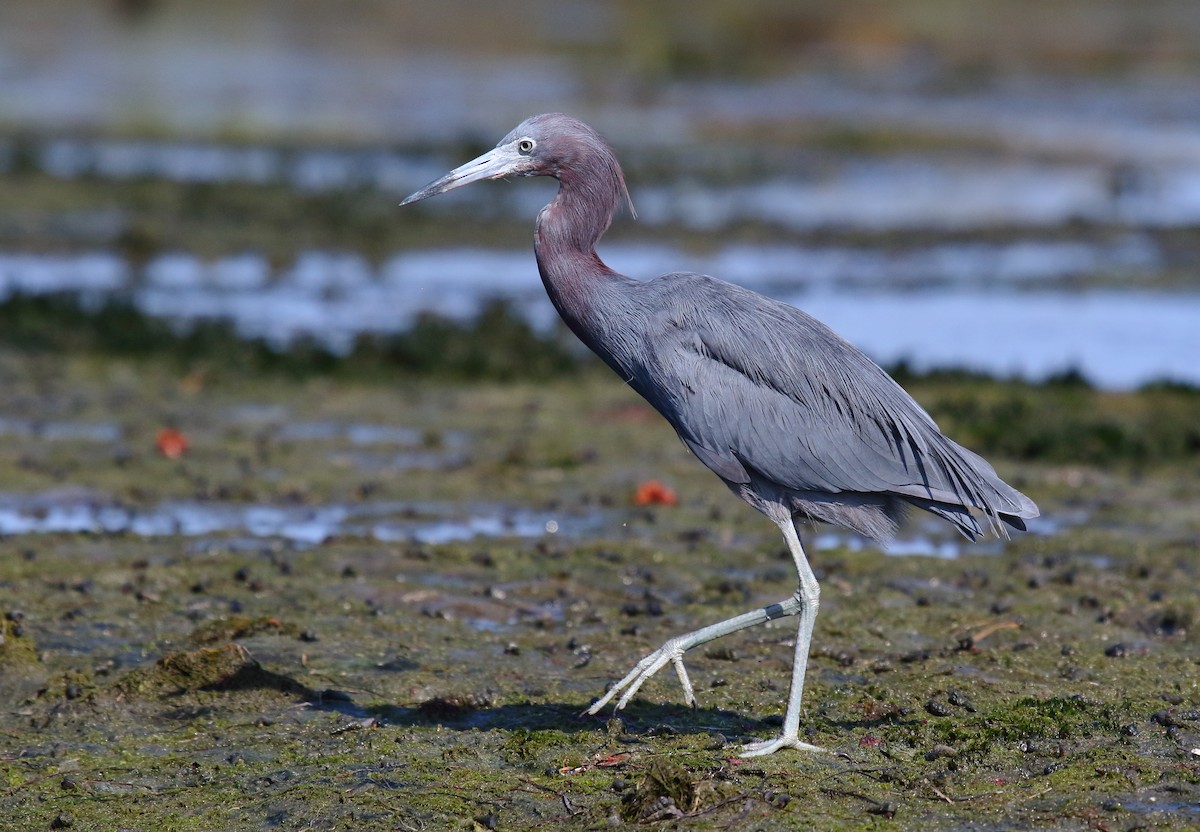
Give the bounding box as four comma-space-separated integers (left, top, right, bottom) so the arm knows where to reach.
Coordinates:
401, 113, 1039, 756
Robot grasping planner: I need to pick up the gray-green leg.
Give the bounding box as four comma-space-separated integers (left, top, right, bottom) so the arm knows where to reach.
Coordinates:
740, 515, 824, 756
586, 515, 825, 756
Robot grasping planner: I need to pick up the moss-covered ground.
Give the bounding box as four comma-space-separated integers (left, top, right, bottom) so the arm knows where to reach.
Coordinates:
1, 350, 1198, 830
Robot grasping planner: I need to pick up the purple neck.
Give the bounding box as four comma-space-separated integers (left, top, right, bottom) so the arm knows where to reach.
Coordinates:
533, 167, 628, 343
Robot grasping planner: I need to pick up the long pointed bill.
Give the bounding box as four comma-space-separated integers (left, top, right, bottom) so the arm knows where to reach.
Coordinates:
400, 143, 527, 206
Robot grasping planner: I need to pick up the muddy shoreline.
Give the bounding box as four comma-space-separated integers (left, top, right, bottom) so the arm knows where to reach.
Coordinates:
2, 354, 1198, 829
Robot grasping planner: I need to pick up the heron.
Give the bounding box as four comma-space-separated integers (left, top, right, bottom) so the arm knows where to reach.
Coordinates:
401, 113, 1039, 756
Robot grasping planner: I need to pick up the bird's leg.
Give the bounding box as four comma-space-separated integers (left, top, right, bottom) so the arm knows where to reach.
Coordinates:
585, 601, 801, 715
740, 516, 824, 756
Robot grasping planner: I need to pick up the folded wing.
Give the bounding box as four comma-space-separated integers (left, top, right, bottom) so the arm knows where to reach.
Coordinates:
632, 274, 1038, 539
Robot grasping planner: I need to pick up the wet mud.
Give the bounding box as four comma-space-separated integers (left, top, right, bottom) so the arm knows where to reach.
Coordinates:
2, 355, 1198, 829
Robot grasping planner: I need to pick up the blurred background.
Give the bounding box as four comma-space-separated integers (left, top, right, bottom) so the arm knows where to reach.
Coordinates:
2, 0, 1199, 387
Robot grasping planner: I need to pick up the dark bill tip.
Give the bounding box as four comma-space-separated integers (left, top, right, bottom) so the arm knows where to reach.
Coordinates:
398, 144, 524, 209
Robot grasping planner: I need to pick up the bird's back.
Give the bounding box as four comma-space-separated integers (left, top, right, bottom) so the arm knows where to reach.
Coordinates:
592, 271, 1038, 541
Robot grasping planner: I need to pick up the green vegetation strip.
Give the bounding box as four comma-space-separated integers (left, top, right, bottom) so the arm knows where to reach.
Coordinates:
2, 292, 1197, 467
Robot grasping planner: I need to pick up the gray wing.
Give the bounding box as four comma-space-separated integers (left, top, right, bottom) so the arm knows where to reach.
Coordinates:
628, 273, 1038, 535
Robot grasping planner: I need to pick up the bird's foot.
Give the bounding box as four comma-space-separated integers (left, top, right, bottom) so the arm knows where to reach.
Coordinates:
739, 734, 826, 758
585, 636, 696, 715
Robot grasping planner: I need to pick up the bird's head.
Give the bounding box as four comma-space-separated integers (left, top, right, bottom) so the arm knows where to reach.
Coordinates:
400, 113, 634, 217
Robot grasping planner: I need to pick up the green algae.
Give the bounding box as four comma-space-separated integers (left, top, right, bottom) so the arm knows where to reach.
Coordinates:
1, 352, 1199, 830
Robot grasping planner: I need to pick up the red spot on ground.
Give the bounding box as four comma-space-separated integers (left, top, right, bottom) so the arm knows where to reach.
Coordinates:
156, 428, 189, 459
633, 480, 677, 506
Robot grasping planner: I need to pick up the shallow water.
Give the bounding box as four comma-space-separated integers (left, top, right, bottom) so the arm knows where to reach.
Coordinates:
792, 288, 1200, 389
0, 490, 600, 546
14, 134, 1200, 230
0, 417, 123, 442
0, 486, 1065, 561
3, 241, 1193, 388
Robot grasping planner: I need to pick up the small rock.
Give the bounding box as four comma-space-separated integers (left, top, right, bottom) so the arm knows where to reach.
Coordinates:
947, 689, 976, 712
765, 790, 791, 808
1151, 709, 1178, 727
924, 699, 952, 717
1104, 643, 1127, 658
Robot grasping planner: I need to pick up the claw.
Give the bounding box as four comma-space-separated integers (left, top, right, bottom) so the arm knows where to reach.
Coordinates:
586, 637, 693, 715
672, 657, 696, 707
739, 735, 826, 758
583, 589, 819, 756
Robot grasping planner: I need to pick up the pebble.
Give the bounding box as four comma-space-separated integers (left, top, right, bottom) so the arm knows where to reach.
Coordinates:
947, 689, 976, 712
924, 699, 952, 717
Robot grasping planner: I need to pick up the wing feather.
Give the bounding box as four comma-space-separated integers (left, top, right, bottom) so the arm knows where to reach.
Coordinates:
629, 274, 1038, 533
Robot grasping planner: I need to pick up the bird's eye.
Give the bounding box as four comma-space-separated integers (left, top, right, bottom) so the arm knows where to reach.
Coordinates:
517, 138, 535, 154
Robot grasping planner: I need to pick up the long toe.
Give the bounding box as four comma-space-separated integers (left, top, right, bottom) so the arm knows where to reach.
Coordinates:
739, 735, 827, 757
586, 638, 696, 714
